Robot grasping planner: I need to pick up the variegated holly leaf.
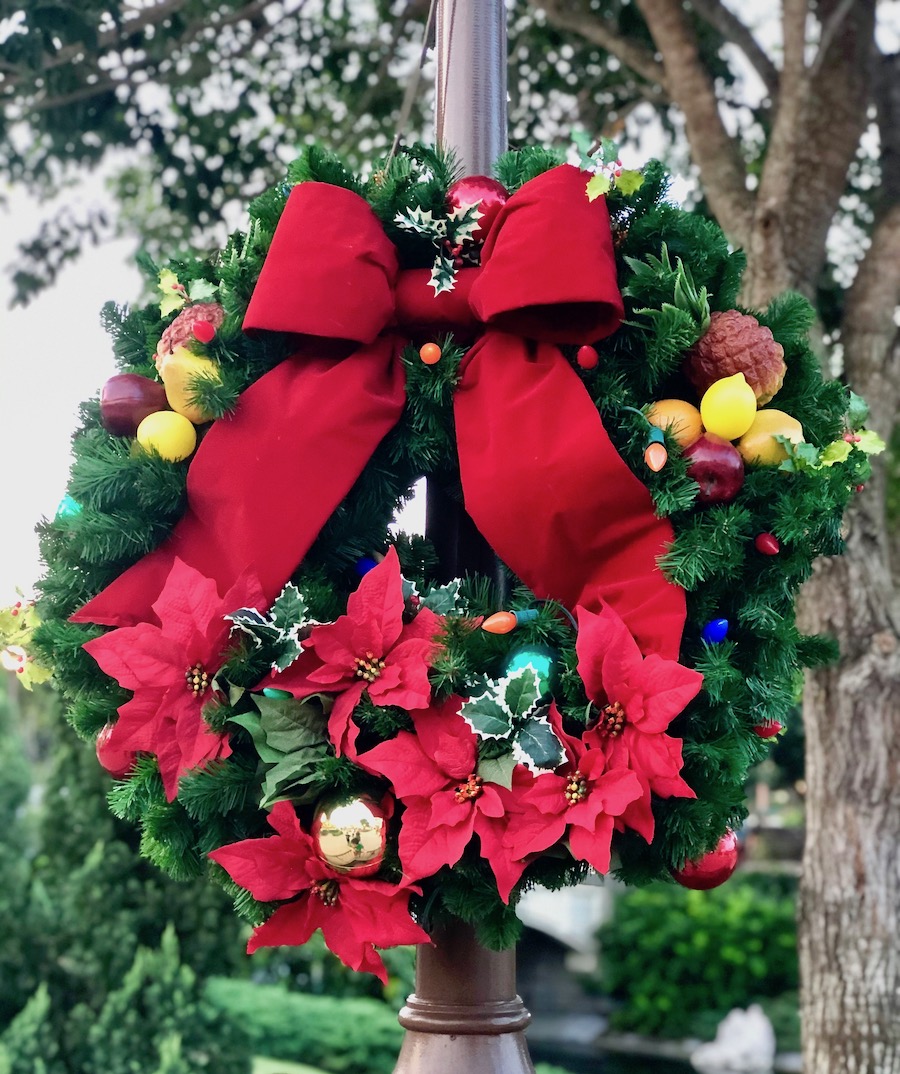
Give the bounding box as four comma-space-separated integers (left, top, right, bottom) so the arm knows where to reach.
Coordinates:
158, 269, 187, 317
227, 583, 311, 671
460, 692, 513, 739
614, 169, 644, 195
477, 751, 517, 790
500, 666, 542, 718
187, 278, 217, 302
855, 429, 886, 455
420, 579, 462, 615
586, 172, 611, 202
819, 440, 853, 467
227, 606, 280, 644
395, 206, 447, 238
448, 202, 483, 244
512, 710, 565, 773
429, 247, 457, 295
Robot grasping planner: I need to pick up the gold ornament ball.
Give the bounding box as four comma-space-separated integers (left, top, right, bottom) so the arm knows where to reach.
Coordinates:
136, 411, 198, 462
311, 795, 388, 875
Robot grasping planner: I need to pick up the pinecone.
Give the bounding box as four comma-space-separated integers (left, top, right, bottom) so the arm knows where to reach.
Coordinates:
157, 302, 225, 358
684, 309, 786, 405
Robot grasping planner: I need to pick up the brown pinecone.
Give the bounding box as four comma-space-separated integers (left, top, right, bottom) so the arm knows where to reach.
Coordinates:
157, 302, 225, 358
684, 309, 786, 405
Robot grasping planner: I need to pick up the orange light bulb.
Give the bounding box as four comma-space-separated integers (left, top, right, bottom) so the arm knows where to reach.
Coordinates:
482, 611, 518, 635
644, 441, 668, 472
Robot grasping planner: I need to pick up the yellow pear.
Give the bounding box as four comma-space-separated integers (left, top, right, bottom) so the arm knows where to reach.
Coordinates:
737, 409, 804, 466
157, 346, 221, 424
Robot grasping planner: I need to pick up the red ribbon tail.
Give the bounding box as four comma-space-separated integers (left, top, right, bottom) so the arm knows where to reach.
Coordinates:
73, 342, 406, 627
454, 334, 686, 659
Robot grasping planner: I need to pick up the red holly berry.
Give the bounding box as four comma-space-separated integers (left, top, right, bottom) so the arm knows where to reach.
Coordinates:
754, 533, 780, 556
192, 319, 217, 344
576, 345, 600, 370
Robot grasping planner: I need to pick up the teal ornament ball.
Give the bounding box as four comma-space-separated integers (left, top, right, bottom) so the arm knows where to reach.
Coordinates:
55, 494, 82, 520
504, 644, 559, 695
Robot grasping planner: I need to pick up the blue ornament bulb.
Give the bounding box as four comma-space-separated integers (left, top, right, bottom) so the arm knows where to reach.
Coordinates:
504, 644, 559, 695
702, 618, 729, 644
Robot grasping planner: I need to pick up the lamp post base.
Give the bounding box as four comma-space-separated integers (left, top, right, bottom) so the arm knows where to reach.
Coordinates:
392, 921, 535, 1074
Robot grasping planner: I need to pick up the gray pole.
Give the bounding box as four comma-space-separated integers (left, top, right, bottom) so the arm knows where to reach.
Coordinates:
434, 0, 508, 174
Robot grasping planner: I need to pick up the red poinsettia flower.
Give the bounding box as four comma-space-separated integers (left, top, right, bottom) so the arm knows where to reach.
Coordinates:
358, 697, 531, 902
575, 601, 703, 842
270, 548, 442, 757
83, 558, 265, 801
208, 800, 429, 982
503, 703, 642, 876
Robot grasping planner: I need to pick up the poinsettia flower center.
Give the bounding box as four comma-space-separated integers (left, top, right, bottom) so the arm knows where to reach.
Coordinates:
454, 773, 484, 804
564, 771, 589, 805
184, 662, 211, 696
592, 700, 627, 738
354, 651, 386, 683
311, 879, 340, 906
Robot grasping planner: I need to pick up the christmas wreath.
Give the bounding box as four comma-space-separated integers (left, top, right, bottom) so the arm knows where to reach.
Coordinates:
32, 143, 882, 978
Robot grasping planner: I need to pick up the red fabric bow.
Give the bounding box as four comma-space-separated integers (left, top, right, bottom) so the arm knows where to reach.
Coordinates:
74, 165, 685, 659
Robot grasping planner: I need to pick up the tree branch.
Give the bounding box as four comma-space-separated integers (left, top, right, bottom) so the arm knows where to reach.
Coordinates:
633, 0, 754, 247
534, 0, 667, 94
689, 0, 779, 101
809, 0, 857, 80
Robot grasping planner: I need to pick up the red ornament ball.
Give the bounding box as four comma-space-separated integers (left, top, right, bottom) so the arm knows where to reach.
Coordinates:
753, 721, 783, 739
419, 342, 442, 365
576, 345, 600, 370
754, 532, 781, 555
446, 175, 509, 243
671, 830, 740, 890
192, 319, 217, 344
95, 724, 137, 780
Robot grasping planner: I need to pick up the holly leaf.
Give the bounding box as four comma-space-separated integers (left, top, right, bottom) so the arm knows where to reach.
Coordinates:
571, 128, 596, 171
855, 429, 886, 455
395, 206, 446, 238
429, 248, 457, 295
501, 666, 541, 718
614, 169, 644, 195
598, 136, 620, 165
819, 440, 852, 467
448, 202, 483, 245
585, 173, 611, 202
477, 751, 517, 790
847, 390, 870, 429
227, 607, 280, 646
460, 692, 512, 739
420, 579, 461, 615
512, 713, 565, 773
777, 438, 821, 472
187, 279, 217, 302
158, 269, 186, 316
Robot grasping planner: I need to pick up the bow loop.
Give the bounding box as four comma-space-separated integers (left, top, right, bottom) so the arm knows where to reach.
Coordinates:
243, 183, 398, 345
469, 165, 623, 345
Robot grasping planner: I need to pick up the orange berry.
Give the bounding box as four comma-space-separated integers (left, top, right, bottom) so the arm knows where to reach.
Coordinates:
419, 342, 442, 365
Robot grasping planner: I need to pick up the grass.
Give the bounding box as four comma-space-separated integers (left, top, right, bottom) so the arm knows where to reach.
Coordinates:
252, 1058, 328, 1074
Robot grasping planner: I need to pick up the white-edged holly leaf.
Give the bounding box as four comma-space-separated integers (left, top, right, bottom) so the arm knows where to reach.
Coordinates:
855, 429, 886, 455
429, 248, 457, 295
819, 440, 852, 467
401, 576, 420, 602
448, 202, 483, 244
226, 606, 280, 646
512, 713, 565, 773
477, 751, 517, 790
501, 666, 541, 718
586, 172, 611, 202
270, 583, 308, 633
460, 692, 513, 739
420, 579, 461, 615
395, 206, 446, 238
187, 279, 217, 302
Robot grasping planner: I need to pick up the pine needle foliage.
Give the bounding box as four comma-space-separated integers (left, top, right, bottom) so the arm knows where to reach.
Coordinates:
32, 143, 872, 955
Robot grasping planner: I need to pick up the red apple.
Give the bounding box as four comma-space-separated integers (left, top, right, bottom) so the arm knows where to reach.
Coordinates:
683, 433, 745, 504
100, 373, 169, 437
95, 723, 137, 780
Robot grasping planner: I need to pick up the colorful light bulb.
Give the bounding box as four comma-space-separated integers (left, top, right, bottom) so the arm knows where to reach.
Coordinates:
644, 426, 668, 472
482, 608, 540, 635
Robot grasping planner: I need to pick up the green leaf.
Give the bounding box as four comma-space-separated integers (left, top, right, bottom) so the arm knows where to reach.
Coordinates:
614, 169, 644, 195
448, 202, 483, 244
501, 667, 541, 718
460, 693, 512, 739
421, 579, 461, 614
187, 279, 217, 302
429, 248, 457, 295
586, 173, 611, 201
394, 206, 445, 238
571, 128, 596, 171
255, 694, 330, 753
227, 711, 283, 764
855, 429, 886, 455
847, 390, 870, 429
513, 713, 565, 772
818, 440, 852, 467
477, 751, 517, 790
270, 583, 308, 632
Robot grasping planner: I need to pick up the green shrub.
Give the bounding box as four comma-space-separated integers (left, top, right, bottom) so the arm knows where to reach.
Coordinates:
594, 873, 798, 1040
206, 979, 403, 1074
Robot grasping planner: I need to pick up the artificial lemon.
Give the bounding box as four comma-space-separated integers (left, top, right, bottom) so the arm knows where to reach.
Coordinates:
699, 372, 757, 440
157, 346, 221, 424
136, 411, 197, 462
737, 409, 804, 466
647, 399, 704, 449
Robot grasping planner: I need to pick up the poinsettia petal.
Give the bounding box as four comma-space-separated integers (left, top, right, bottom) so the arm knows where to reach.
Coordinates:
576, 603, 641, 704
104, 692, 166, 754
398, 800, 473, 879
474, 811, 531, 903
409, 700, 475, 779
152, 560, 228, 653
633, 654, 703, 732
568, 813, 615, 874
210, 833, 311, 903
247, 897, 318, 954
628, 731, 696, 799
401, 605, 443, 645
476, 784, 507, 819
326, 682, 366, 757
306, 617, 360, 674
333, 881, 430, 951
547, 702, 585, 766
84, 623, 184, 691
152, 689, 231, 800
345, 547, 405, 654
504, 805, 567, 861
358, 731, 451, 800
